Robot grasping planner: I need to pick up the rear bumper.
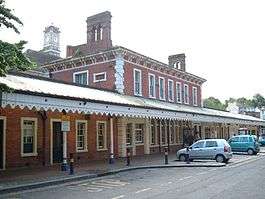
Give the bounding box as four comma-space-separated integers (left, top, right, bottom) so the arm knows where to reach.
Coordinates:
224, 152, 233, 160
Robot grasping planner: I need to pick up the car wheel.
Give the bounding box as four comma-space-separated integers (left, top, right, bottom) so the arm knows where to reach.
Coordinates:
247, 149, 254, 155
179, 154, 186, 162
216, 155, 225, 163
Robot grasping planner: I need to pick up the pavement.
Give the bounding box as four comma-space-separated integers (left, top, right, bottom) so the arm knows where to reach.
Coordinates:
0, 148, 264, 195
2, 153, 265, 199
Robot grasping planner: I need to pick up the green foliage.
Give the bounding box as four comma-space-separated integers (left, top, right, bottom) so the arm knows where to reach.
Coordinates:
203, 97, 226, 111
252, 94, 265, 109
0, 0, 35, 91
204, 94, 265, 111
0, 40, 34, 76
0, 0, 23, 33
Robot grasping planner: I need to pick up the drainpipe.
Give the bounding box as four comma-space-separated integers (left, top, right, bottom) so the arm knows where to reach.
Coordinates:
38, 110, 47, 166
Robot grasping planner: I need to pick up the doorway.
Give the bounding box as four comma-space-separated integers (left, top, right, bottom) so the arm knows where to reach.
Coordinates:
52, 121, 63, 164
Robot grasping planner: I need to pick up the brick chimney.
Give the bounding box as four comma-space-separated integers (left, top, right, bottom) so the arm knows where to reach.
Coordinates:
168, 53, 186, 71
86, 11, 112, 53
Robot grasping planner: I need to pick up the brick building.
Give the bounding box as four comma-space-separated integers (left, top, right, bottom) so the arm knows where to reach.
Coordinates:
0, 11, 264, 170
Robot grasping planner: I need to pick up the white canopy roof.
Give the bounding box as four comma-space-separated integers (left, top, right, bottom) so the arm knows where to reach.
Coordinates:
0, 73, 264, 125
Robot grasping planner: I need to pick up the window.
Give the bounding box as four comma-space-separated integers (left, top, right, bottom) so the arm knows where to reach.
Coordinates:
230, 137, 239, 143
192, 87, 198, 106
135, 124, 144, 144
93, 72, 106, 82
192, 141, 204, 148
94, 28, 98, 41
150, 120, 156, 145
168, 80, 174, 102
159, 77, 165, 100
240, 137, 249, 142
76, 121, 87, 152
97, 121, 107, 150
99, 27, 103, 40
176, 82, 182, 103
21, 118, 37, 156
73, 71, 88, 85
205, 141, 218, 148
148, 73, 156, 98
184, 84, 189, 104
126, 123, 133, 146
134, 69, 142, 96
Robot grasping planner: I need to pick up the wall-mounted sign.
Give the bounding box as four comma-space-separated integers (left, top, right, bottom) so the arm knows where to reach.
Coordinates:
61, 115, 70, 132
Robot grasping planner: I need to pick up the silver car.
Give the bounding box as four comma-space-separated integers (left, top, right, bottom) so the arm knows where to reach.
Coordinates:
176, 139, 232, 163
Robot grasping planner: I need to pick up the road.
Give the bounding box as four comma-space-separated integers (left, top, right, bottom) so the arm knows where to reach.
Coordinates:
2, 154, 265, 199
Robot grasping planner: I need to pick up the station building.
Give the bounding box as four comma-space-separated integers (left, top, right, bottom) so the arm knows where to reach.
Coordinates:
0, 11, 264, 170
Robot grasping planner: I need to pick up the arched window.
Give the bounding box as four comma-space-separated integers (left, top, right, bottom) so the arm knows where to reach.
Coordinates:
100, 27, 103, 40
94, 28, 98, 41
177, 62, 181, 69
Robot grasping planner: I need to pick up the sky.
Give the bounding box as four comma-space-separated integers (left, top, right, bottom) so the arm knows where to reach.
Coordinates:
2, 0, 265, 102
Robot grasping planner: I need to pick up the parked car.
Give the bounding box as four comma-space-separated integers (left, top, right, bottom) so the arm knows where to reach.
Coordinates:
228, 135, 260, 155
258, 134, 265, 146
176, 139, 232, 163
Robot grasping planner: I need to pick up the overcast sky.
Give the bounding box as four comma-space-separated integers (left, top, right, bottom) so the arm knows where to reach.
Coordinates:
2, 0, 265, 102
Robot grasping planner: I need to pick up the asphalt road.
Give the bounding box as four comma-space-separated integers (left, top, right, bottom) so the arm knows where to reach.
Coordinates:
3, 154, 265, 199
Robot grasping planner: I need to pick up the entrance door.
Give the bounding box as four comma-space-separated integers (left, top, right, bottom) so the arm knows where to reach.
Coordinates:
52, 122, 63, 163
0, 120, 4, 169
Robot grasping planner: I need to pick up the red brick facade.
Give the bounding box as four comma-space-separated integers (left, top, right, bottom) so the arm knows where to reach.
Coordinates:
0, 107, 119, 169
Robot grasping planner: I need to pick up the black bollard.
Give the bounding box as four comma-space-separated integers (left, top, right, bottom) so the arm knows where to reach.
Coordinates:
69, 153, 74, 175
126, 148, 131, 166
109, 153, 114, 164
165, 147, 169, 165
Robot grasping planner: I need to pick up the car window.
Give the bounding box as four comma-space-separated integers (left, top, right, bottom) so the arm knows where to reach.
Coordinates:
239, 137, 249, 142
230, 137, 240, 142
205, 141, 218, 147
192, 141, 204, 148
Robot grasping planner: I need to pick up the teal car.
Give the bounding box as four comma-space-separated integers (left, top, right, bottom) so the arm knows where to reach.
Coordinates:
259, 134, 265, 146
228, 135, 260, 155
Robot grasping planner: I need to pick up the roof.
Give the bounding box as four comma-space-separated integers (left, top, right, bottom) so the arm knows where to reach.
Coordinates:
24, 49, 61, 67
0, 73, 264, 125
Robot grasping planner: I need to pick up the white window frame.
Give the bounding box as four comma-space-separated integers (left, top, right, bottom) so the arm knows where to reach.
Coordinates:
184, 84, 189, 104
168, 79, 174, 102
133, 68, 142, 96
21, 117, 38, 157
192, 86, 198, 106
135, 123, 144, 144
93, 72, 107, 83
159, 77, 165, 100
176, 82, 182, 103
73, 70, 89, 85
148, 73, 156, 98
76, 120, 88, 152
96, 121, 107, 151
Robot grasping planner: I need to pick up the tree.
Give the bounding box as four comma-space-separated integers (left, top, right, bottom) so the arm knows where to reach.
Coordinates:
236, 97, 254, 109
252, 93, 265, 109
224, 97, 236, 109
203, 97, 226, 111
0, 0, 34, 90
